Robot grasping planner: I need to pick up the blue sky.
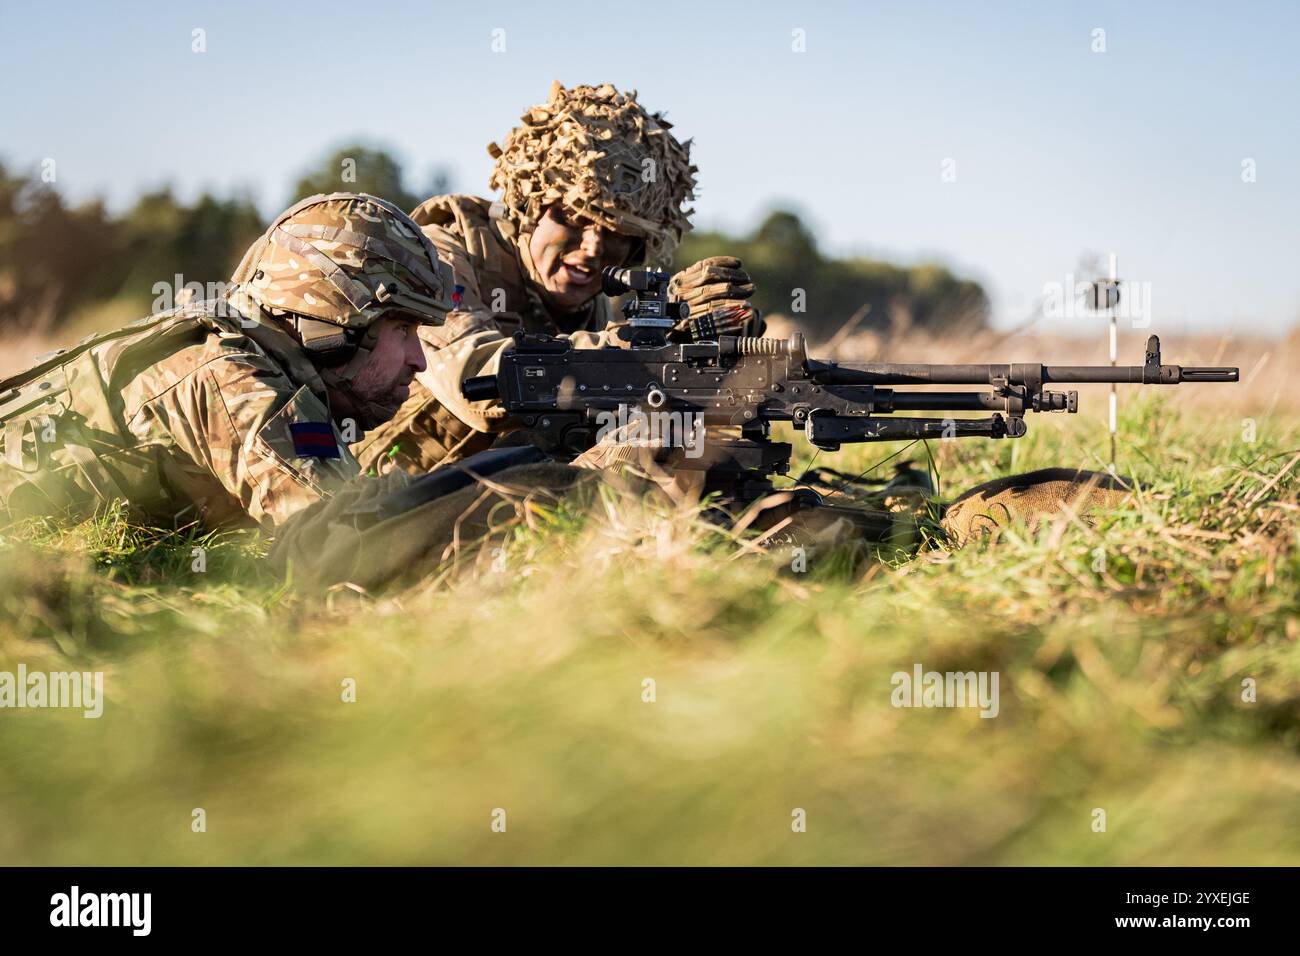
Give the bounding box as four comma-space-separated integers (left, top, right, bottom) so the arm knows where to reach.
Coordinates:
2, 0, 1296, 332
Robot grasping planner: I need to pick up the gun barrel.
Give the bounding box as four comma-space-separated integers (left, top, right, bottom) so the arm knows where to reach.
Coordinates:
1045, 365, 1239, 384
814, 362, 1079, 385
813, 362, 996, 385
814, 362, 1239, 386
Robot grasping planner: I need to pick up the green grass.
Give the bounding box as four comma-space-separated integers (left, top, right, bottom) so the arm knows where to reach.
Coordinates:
0, 395, 1297, 865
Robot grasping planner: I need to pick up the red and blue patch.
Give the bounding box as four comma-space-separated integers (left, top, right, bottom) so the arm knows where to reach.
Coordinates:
451, 284, 465, 308
289, 422, 341, 459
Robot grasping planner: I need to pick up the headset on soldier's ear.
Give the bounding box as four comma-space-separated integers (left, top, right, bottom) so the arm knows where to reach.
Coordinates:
289, 281, 445, 364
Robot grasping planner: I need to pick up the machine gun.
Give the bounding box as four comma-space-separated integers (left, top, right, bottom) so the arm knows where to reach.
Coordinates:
462, 268, 1238, 510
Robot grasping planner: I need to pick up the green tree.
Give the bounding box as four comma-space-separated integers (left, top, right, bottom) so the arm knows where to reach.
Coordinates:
0, 162, 122, 331
115, 188, 262, 303
674, 208, 988, 339
288, 143, 453, 213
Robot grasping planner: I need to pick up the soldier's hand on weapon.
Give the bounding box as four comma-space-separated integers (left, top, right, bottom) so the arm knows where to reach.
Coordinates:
668, 256, 764, 341
669, 256, 755, 309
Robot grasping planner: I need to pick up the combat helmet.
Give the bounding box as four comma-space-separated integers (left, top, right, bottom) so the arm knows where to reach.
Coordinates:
231, 191, 452, 360
488, 82, 697, 266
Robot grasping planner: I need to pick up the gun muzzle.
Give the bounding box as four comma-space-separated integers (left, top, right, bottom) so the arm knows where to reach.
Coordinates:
1178, 367, 1239, 382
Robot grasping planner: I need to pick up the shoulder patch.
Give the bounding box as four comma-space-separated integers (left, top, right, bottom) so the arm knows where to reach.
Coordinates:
254, 386, 358, 496
288, 421, 341, 459
258, 387, 342, 459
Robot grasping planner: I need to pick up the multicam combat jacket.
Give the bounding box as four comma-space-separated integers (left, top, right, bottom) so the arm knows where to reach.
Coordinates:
0, 299, 359, 529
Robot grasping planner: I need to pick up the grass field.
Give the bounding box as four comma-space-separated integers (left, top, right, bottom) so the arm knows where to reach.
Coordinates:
0, 329, 1297, 865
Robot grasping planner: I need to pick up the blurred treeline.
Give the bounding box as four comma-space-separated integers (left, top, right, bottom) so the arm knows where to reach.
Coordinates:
0, 164, 261, 334
674, 210, 989, 339
0, 145, 986, 338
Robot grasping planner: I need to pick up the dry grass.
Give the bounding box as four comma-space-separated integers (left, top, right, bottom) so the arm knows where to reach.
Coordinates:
0, 325, 1296, 865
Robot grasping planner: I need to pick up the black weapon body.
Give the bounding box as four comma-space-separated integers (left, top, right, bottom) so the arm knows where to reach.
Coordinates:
461, 269, 1238, 514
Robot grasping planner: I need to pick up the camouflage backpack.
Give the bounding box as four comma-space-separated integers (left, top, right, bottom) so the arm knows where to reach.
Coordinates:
0, 302, 251, 519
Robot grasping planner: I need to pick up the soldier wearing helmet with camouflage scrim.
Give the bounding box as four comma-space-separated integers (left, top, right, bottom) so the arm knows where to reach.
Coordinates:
353, 81, 761, 474
0, 192, 453, 530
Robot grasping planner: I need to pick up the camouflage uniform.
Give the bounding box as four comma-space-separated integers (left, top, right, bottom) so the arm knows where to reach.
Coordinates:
354, 81, 722, 475
0, 192, 450, 530
352, 194, 623, 472
0, 301, 359, 528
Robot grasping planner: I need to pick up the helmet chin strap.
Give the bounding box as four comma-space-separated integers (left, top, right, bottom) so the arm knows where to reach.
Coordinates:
318, 357, 399, 432
315, 326, 398, 432
514, 229, 548, 292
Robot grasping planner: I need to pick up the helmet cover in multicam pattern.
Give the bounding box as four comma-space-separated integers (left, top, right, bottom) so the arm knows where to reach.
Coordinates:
236, 192, 452, 329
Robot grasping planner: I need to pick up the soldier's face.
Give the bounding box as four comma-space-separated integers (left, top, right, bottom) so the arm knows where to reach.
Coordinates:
528, 204, 636, 311
348, 316, 427, 410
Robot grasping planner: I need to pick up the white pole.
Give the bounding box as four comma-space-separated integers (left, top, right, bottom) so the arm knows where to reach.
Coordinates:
1108, 253, 1118, 472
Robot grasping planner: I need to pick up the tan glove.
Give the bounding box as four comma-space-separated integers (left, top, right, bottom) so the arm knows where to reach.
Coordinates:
668, 256, 764, 340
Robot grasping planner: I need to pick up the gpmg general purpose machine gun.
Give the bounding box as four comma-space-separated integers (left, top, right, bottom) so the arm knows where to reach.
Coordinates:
462, 268, 1238, 516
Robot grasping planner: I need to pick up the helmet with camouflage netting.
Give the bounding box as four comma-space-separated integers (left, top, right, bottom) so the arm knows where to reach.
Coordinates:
488, 82, 697, 266
232, 191, 453, 355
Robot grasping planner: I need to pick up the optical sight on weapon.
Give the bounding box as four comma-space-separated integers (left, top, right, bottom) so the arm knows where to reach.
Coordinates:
601, 267, 689, 339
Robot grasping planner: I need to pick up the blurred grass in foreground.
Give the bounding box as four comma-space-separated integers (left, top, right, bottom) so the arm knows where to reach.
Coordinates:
0, 393, 1296, 865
